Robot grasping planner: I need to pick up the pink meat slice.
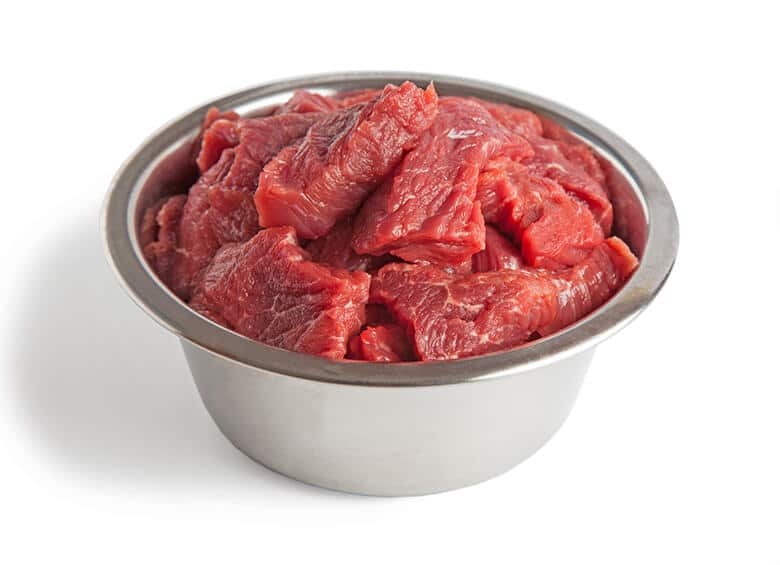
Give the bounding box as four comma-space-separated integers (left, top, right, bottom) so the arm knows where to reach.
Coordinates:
353, 97, 532, 264
347, 324, 416, 362
472, 226, 524, 272
190, 227, 370, 359
370, 237, 638, 360
274, 90, 339, 115
477, 157, 604, 270
255, 81, 439, 239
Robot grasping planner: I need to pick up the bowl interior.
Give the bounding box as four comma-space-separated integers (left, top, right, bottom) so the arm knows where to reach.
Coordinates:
104, 72, 678, 386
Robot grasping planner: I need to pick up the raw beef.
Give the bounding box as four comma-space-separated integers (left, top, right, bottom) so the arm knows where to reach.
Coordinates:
191, 107, 239, 170
352, 97, 532, 264
471, 98, 544, 138
348, 324, 415, 362
155, 151, 234, 299
142, 194, 188, 285
274, 90, 339, 115
472, 226, 524, 272
190, 227, 370, 359
148, 113, 320, 299
370, 237, 637, 360
305, 217, 391, 272
477, 157, 604, 269
255, 81, 438, 239
143, 84, 641, 362
527, 135, 613, 234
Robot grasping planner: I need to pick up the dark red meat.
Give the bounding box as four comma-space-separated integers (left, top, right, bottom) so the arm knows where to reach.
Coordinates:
190, 227, 370, 359
255, 81, 439, 239
142, 194, 188, 285
370, 237, 637, 360
353, 97, 532, 264
472, 226, 524, 272
305, 217, 391, 272
364, 304, 395, 326
477, 157, 604, 269
158, 152, 234, 298
348, 324, 415, 362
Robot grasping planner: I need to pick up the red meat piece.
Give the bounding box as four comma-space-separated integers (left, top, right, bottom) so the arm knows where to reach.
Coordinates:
370, 237, 637, 360
472, 226, 524, 272
197, 112, 320, 173
470, 98, 544, 138
477, 157, 604, 270
539, 116, 607, 188
305, 217, 392, 272
255, 81, 439, 239
191, 107, 239, 170
190, 227, 370, 359
142, 194, 188, 285
353, 97, 532, 264
527, 135, 613, 234
196, 118, 238, 174
348, 324, 416, 362
274, 90, 339, 115
152, 113, 321, 299
159, 152, 235, 299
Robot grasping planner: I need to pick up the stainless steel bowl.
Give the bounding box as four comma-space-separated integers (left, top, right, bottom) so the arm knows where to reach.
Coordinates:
102, 72, 678, 496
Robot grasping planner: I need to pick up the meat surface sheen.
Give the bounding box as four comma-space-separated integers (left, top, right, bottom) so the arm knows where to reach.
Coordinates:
255, 81, 439, 239
190, 227, 370, 359
477, 157, 604, 269
353, 97, 532, 264
370, 237, 637, 360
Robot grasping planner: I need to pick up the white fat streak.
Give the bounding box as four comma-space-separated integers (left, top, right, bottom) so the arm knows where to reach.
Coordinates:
447, 128, 483, 139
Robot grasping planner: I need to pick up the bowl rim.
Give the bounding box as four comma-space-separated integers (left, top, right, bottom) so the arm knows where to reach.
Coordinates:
102, 71, 678, 387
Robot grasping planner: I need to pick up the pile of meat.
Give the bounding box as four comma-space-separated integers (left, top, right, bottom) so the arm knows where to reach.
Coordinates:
141, 82, 638, 362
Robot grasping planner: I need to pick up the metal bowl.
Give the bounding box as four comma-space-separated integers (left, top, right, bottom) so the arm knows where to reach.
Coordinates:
102, 72, 678, 496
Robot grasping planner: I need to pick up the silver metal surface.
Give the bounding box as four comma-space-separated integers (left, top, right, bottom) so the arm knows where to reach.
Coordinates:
102, 72, 679, 495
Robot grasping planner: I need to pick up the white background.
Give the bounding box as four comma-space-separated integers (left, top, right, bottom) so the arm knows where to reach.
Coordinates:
1, 1, 778, 563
